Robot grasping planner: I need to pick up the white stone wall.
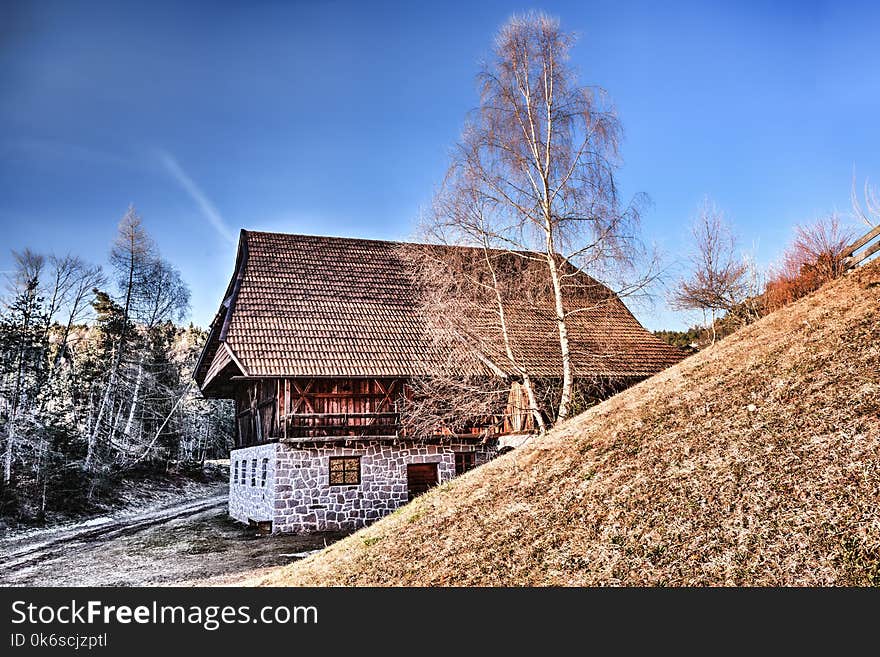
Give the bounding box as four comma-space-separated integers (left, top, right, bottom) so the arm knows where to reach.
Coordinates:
272, 441, 494, 534
228, 443, 277, 526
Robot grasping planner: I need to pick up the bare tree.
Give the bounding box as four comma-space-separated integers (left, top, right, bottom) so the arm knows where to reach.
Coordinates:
39, 256, 106, 376
49, 259, 105, 375
409, 162, 548, 434
42, 256, 79, 334
86, 206, 156, 471
764, 214, 856, 312
670, 199, 748, 344
788, 214, 854, 281
120, 258, 189, 452
137, 259, 190, 328
851, 175, 879, 228
108, 206, 156, 375
402, 243, 544, 437
430, 12, 650, 422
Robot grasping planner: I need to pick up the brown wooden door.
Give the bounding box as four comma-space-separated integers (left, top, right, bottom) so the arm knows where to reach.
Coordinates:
407, 463, 438, 500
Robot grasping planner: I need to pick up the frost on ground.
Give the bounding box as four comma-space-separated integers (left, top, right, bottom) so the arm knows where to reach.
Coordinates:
0, 466, 229, 539
0, 502, 347, 587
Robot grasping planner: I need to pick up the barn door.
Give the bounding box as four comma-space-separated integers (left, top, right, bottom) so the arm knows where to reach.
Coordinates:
406, 463, 438, 500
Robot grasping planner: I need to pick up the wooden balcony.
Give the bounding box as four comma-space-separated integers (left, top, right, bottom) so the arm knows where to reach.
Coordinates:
281, 411, 401, 440
279, 410, 511, 443
233, 377, 530, 447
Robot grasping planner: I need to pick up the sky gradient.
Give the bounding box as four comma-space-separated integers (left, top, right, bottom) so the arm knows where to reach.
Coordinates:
2, 0, 878, 330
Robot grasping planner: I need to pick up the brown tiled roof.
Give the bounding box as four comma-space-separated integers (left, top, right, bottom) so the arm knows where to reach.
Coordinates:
476, 304, 687, 378
195, 231, 686, 392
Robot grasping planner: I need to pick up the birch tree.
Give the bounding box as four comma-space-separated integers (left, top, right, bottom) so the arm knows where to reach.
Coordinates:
407, 161, 548, 435
430, 12, 650, 421
402, 243, 541, 438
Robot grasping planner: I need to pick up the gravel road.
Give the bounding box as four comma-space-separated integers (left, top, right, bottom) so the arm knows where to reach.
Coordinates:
0, 493, 347, 586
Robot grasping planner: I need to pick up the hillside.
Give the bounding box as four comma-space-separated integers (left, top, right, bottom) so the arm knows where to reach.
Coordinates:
253, 262, 880, 586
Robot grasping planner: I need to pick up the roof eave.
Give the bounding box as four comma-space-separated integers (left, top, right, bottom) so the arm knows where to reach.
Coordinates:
193, 229, 250, 387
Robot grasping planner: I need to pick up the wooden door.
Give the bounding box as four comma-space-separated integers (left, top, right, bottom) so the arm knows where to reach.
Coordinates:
406, 463, 438, 500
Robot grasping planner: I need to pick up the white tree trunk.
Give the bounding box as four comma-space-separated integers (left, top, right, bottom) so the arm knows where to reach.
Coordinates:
85, 366, 115, 471
545, 237, 574, 422
482, 244, 547, 433
521, 372, 545, 434
3, 420, 13, 484
112, 401, 128, 462
130, 382, 192, 466
122, 359, 144, 441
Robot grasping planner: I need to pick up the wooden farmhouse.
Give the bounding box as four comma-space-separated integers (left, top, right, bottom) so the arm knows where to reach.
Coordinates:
195, 230, 685, 533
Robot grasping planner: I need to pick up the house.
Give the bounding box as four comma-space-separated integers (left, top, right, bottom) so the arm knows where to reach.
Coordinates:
194, 230, 686, 533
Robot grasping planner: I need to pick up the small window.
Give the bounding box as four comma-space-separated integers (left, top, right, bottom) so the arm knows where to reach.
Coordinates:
251, 458, 257, 486
241, 460, 247, 485
261, 458, 268, 487
329, 456, 360, 485
455, 452, 476, 475
234, 460, 239, 484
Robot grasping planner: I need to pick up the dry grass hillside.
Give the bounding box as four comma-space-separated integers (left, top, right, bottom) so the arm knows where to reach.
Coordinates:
254, 262, 880, 586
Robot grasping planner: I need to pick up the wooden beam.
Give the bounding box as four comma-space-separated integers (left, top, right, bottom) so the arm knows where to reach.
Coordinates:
290, 379, 316, 414
847, 238, 880, 268
285, 412, 398, 419
280, 432, 493, 445
372, 378, 398, 413
843, 224, 880, 258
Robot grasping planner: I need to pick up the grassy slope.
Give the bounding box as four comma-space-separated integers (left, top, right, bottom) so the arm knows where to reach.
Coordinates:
255, 262, 880, 586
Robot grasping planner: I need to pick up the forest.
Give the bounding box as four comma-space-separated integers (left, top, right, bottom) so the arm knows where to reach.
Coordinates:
0, 207, 232, 525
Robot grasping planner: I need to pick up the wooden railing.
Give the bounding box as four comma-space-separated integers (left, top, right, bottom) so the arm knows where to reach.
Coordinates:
282, 412, 400, 439
843, 224, 880, 270
280, 411, 512, 441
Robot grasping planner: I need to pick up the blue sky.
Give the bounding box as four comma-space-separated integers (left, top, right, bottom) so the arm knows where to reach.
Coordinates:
1, 0, 878, 330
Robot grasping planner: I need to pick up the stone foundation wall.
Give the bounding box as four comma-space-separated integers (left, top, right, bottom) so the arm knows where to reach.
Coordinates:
272, 441, 494, 534
228, 443, 277, 526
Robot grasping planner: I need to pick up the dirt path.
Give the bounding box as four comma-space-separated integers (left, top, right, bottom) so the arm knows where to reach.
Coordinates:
0, 495, 227, 572
0, 494, 348, 586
